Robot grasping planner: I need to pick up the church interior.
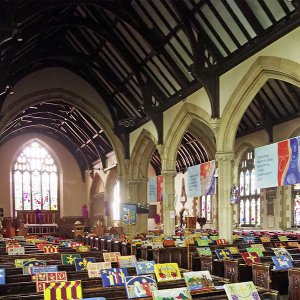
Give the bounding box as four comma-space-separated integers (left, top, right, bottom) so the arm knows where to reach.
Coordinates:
0, 0, 300, 299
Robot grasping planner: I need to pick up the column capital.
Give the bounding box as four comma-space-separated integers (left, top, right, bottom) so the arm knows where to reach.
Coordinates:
210, 117, 220, 135
215, 151, 235, 162
161, 170, 177, 177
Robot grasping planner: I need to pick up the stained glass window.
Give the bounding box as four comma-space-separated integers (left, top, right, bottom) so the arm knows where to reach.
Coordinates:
13, 142, 58, 212
200, 195, 213, 222
238, 149, 260, 226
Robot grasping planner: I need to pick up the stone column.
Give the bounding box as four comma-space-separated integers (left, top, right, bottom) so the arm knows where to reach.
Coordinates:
215, 152, 234, 243
280, 186, 288, 230
162, 170, 177, 236
126, 178, 148, 234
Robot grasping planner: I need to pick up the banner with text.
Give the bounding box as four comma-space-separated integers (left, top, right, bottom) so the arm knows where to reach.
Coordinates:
187, 160, 216, 197
147, 177, 157, 203
255, 136, 300, 189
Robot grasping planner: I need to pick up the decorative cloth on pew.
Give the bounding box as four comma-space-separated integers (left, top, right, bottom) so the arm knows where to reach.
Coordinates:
271, 255, 293, 270
154, 263, 181, 282
183, 271, 214, 292
125, 275, 157, 298
117, 255, 137, 268
43, 245, 59, 253
100, 268, 128, 286
215, 249, 233, 260
103, 252, 121, 262
74, 257, 96, 271
224, 281, 261, 300
61, 254, 81, 265
87, 262, 111, 278
22, 260, 46, 275
241, 252, 261, 266
36, 271, 67, 292
197, 247, 212, 256
134, 260, 155, 275
152, 287, 192, 300
44, 280, 82, 300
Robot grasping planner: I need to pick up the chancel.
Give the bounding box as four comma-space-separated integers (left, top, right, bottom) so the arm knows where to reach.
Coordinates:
0, 1, 300, 299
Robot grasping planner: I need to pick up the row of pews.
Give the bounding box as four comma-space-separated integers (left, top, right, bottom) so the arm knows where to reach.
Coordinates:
80, 231, 300, 299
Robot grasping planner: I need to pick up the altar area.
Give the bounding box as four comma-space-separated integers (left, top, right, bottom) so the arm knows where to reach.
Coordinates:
17, 211, 59, 235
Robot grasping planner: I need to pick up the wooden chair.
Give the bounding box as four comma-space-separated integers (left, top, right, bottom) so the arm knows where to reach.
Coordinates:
252, 263, 271, 290
223, 259, 239, 283
288, 268, 300, 300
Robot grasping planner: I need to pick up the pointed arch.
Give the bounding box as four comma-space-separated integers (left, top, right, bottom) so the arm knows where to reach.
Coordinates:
90, 172, 104, 197
163, 102, 215, 171
218, 56, 300, 153
128, 129, 158, 180
0, 88, 127, 180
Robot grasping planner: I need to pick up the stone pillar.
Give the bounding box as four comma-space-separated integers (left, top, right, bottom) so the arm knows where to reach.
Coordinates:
216, 152, 234, 243
280, 186, 288, 230
162, 170, 177, 236
126, 178, 148, 234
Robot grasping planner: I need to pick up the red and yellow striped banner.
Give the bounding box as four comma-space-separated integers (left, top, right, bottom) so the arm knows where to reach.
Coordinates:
44, 280, 82, 300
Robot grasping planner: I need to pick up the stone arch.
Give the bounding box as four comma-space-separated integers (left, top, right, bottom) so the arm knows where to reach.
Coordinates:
0, 88, 127, 181
128, 129, 158, 180
104, 167, 118, 225
218, 56, 300, 153
163, 102, 215, 171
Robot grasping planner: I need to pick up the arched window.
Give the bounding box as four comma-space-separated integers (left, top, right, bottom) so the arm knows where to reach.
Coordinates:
200, 195, 213, 223
13, 141, 58, 212
293, 183, 300, 227
239, 150, 260, 226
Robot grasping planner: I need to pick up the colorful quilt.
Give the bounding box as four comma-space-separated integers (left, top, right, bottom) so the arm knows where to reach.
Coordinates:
44, 280, 82, 300
226, 247, 240, 254
100, 268, 128, 287
243, 236, 255, 244
215, 249, 233, 260
43, 245, 59, 254
36, 271, 67, 292
250, 244, 265, 251
216, 239, 228, 245
74, 257, 96, 271
117, 255, 137, 268
197, 247, 212, 256
154, 263, 181, 282
103, 252, 121, 262
134, 260, 155, 275
196, 239, 210, 246
76, 245, 90, 252
23, 260, 46, 275
87, 262, 112, 278
8, 246, 25, 255
241, 252, 261, 266
287, 242, 299, 248
278, 236, 288, 242
224, 281, 261, 300
260, 236, 270, 243
183, 271, 214, 292
246, 247, 264, 258
15, 258, 36, 268
125, 275, 157, 298
273, 248, 293, 260
272, 255, 293, 270
152, 287, 192, 300
61, 254, 81, 265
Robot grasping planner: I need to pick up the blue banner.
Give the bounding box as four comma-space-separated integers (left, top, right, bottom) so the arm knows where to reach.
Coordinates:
121, 203, 137, 225
148, 176, 157, 203
187, 164, 201, 197
255, 143, 278, 189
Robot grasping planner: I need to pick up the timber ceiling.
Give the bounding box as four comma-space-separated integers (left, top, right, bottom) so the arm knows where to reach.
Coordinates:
0, 0, 299, 174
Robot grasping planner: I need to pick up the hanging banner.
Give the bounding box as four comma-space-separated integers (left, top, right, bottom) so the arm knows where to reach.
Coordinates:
120, 203, 137, 225
147, 177, 157, 203
157, 175, 164, 201
255, 136, 300, 189
200, 160, 216, 196
187, 165, 201, 197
